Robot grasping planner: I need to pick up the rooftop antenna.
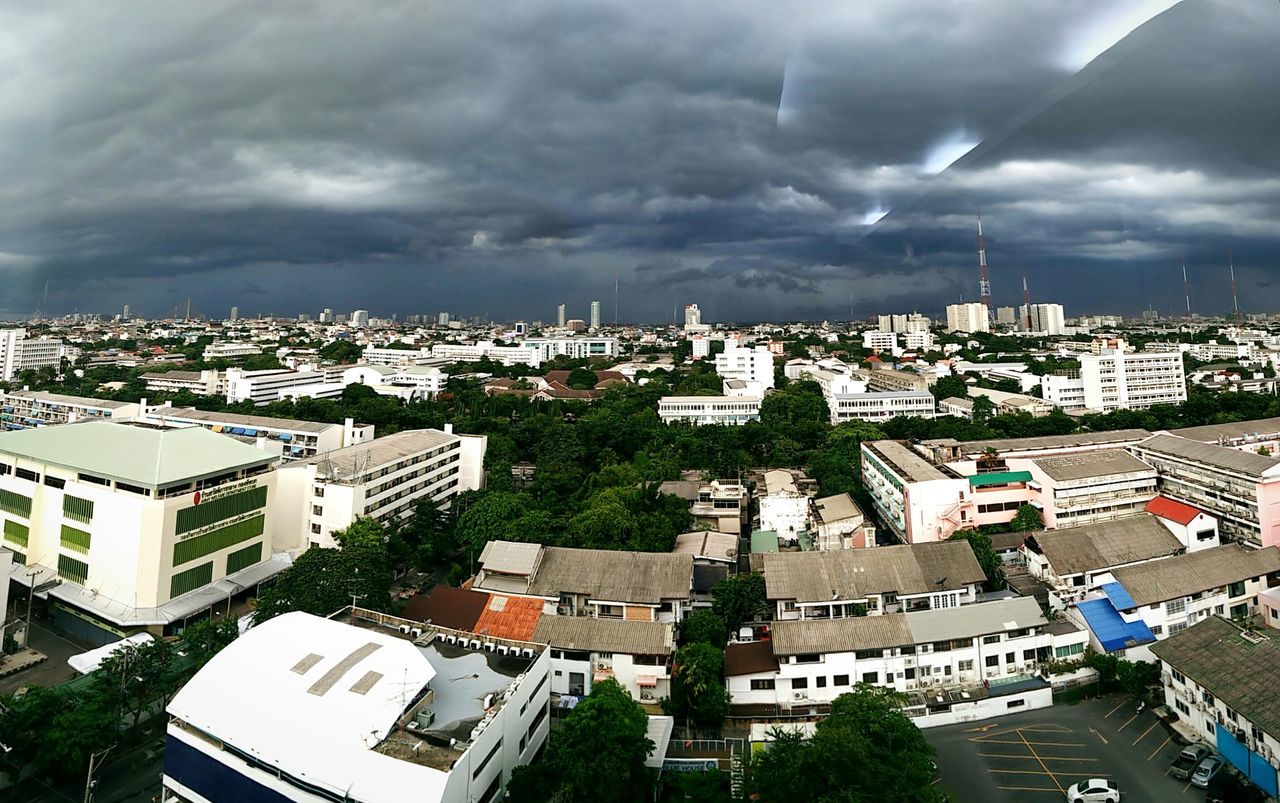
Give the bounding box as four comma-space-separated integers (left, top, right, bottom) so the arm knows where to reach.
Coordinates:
976, 210, 992, 321
1228, 249, 1240, 323
1181, 253, 1191, 318
1021, 263, 1031, 331
614, 277, 619, 326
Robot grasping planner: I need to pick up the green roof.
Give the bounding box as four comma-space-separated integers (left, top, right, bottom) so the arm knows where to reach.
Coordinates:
968, 471, 1033, 487
0, 421, 275, 488
751, 530, 779, 553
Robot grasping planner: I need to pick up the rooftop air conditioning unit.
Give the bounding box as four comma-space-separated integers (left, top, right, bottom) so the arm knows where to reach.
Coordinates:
522, 649, 535, 659
469, 640, 482, 650
446, 635, 459, 645
398, 624, 412, 635
497, 646, 509, 656
410, 628, 423, 638
557, 605, 571, 616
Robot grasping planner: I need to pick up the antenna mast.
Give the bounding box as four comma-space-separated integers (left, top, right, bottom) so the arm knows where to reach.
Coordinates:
1021, 264, 1031, 331
976, 211, 992, 321
1181, 253, 1191, 318
1228, 249, 1240, 323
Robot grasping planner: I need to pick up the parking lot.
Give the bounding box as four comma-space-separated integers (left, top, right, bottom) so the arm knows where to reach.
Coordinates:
927, 693, 1204, 801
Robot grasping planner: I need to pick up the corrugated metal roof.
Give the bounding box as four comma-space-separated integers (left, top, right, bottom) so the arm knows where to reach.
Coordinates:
1077, 597, 1156, 652
1112, 544, 1280, 607
904, 596, 1046, 644
813, 493, 865, 524
1132, 433, 1280, 478
1025, 515, 1182, 577
531, 616, 674, 656
759, 541, 986, 603
527, 547, 693, 604
1031, 449, 1154, 482
771, 615, 913, 656
1144, 495, 1204, 526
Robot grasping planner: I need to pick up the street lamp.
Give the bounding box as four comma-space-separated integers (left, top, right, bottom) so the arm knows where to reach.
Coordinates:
84, 745, 113, 803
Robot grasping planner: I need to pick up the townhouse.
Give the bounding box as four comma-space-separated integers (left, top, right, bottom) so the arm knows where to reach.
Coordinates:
1022, 514, 1185, 604
532, 617, 675, 703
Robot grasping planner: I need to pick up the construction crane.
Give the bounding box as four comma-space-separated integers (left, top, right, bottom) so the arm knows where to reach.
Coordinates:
1021, 264, 1032, 331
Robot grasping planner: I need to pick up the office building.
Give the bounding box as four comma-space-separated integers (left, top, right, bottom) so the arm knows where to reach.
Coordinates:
684, 304, 702, 328
1042, 345, 1186, 412
0, 421, 281, 644
0, 329, 63, 382
0, 390, 141, 431
140, 404, 374, 460
361, 346, 435, 366
1021, 303, 1065, 335
589, 300, 601, 330
163, 610, 550, 803
201, 343, 262, 362
714, 345, 775, 394
945, 303, 990, 334
828, 392, 935, 424
352, 310, 370, 328
430, 342, 541, 367
274, 428, 486, 550
229, 306, 239, 322
657, 396, 761, 426
1025, 449, 1158, 529
224, 368, 327, 406
520, 336, 618, 361
556, 304, 566, 327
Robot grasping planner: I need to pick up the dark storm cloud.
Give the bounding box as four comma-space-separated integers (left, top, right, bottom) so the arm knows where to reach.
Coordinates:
0, 0, 1278, 321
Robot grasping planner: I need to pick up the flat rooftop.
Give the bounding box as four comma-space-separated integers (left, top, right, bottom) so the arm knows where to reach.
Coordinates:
863, 440, 951, 483
151, 405, 337, 434
1031, 449, 1155, 482
929, 429, 1153, 456
299, 428, 461, 481
1132, 433, 1280, 478
4, 389, 134, 409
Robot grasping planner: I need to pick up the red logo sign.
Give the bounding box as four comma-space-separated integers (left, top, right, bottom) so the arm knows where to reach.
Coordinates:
193, 491, 202, 505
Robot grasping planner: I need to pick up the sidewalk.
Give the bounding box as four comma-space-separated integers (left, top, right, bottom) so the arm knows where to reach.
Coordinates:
0, 648, 47, 679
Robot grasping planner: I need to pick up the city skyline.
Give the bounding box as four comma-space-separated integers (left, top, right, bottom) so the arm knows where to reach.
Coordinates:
0, 2, 1278, 322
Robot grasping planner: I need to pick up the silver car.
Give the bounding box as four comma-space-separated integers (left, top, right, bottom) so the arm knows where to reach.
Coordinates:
1191, 756, 1225, 788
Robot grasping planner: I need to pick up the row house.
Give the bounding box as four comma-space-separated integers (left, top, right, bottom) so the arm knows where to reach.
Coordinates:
532, 616, 675, 704
1024, 514, 1185, 605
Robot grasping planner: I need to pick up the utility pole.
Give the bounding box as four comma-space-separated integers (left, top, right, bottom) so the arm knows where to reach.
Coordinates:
84, 745, 113, 803
22, 568, 39, 648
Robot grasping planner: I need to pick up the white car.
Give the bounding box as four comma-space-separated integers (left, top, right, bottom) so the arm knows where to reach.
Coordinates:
1066, 778, 1119, 803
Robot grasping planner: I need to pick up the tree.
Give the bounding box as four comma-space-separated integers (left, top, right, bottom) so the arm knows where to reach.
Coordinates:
319, 339, 362, 363
930, 375, 968, 402
453, 491, 534, 555
746, 685, 943, 803
667, 643, 732, 727
255, 518, 391, 622
1009, 504, 1044, 532
181, 616, 240, 667
679, 610, 728, 647
95, 636, 181, 728
566, 367, 599, 390
0, 686, 118, 782
970, 394, 995, 423
508, 679, 655, 803
712, 573, 767, 632
947, 530, 1003, 590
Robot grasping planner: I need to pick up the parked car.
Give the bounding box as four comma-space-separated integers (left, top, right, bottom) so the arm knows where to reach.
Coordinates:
1169, 743, 1211, 780
1191, 756, 1225, 788
1066, 778, 1120, 803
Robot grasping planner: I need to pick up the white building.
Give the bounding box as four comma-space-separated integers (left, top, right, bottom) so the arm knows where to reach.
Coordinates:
1022, 515, 1185, 605
430, 342, 542, 367
163, 610, 550, 803
862, 331, 898, 353
273, 427, 486, 550
0, 390, 140, 431
224, 368, 329, 406
903, 331, 936, 352
828, 391, 935, 424
757, 470, 810, 543
1043, 344, 1186, 412
658, 396, 761, 426
714, 345, 775, 393
391, 365, 449, 398
201, 342, 263, 361
361, 346, 435, 366
945, 303, 990, 334
1025, 449, 1158, 529
684, 304, 705, 330
140, 404, 374, 461
351, 309, 370, 327
141, 369, 222, 396
0, 329, 63, 381
520, 336, 618, 361
0, 421, 282, 645
810, 493, 876, 550
534, 616, 674, 702
589, 300, 601, 330
1021, 303, 1065, 335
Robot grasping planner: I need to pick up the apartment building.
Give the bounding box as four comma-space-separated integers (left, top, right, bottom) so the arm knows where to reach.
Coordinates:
519, 336, 618, 361
1022, 515, 1184, 604
0, 390, 140, 431
1026, 449, 1158, 529
861, 440, 991, 543
829, 391, 936, 425
141, 369, 222, 396
361, 346, 435, 366
945, 303, 990, 334
430, 341, 541, 367
0, 421, 280, 645
862, 331, 898, 352
1169, 416, 1280, 457
1043, 346, 1186, 412
1020, 303, 1065, 335
140, 404, 374, 460
657, 396, 761, 426
391, 365, 449, 398
472, 540, 694, 624
224, 367, 328, 405
533, 617, 674, 702
273, 428, 486, 550
201, 342, 262, 361
1151, 616, 1280, 798
866, 368, 931, 393
755, 540, 986, 621
1127, 433, 1280, 548
714, 345, 775, 394
163, 610, 550, 803
0, 329, 63, 381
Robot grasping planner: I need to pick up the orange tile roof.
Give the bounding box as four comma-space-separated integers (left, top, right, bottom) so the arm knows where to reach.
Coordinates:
472, 594, 543, 642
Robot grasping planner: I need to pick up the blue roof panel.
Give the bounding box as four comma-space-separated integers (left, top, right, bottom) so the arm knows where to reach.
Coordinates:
1100, 582, 1138, 612
1077, 597, 1156, 653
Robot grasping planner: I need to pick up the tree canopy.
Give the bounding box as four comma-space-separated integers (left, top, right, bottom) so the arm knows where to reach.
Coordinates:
255, 517, 391, 622
712, 572, 768, 633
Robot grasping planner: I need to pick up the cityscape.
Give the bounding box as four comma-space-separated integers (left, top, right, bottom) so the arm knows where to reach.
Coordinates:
2, 3, 1280, 803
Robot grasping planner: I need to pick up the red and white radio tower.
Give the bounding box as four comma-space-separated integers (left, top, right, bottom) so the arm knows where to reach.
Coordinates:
977, 212, 992, 317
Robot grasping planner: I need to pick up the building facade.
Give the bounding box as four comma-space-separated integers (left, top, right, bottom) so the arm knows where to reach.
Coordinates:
658, 396, 761, 426
0, 329, 63, 381
0, 390, 140, 431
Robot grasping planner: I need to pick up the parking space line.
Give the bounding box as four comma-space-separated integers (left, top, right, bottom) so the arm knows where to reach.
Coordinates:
990, 769, 1112, 776
1117, 713, 1140, 731
1148, 735, 1173, 760
1132, 721, 1160, 746
1017, 728, 1066, 794
997, 786, 1063, 793
975, 739, 1085, 747
979, 754, 1098, 762
1089, 726, 1109, 744
1104, 699, 1128, 718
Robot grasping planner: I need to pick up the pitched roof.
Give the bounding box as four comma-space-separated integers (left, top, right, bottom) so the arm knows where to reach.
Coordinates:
399, 585, 487, 631
1031, 449, 1154, 482
1132, 433, 1280, 479
904, 596, 1046, 644
1024, 515, 1183, 577
531, 617, 674, 656
1077, 597, 1156, 652
672, 531, 738, 562
0, 420, 275, 488
1169, 417, 1280, 444
472, 594, 543, 642
1111, 544, 1280, 607
770, 615, 913, 656
1144, 495, 1205, 526
527, 547, 693, 604
724, 641, 779, 676
1150, 616, 1280, 738
758, 541, 986, 603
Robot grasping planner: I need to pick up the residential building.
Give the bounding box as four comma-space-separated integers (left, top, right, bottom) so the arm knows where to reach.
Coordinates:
861, 440, 975, 544
534, 616, 674, 702
223, 368, 326, 405
162, 609, 550, 803
1169, 416, 1280, 457
520, 336, 618, 361
273, 427, 486, 550
1040, 373, 1087, 410
810, 493, 876, 550
657, 479, 750, 535
201, 342, 263, 361
1020, 303, 1065, 335
0, 390, 140, 431
351, 309, 370, 327
945, 303, 990, 334
140, 404, 374, 460
862, 331, 898, 353
866, 368, 931, 393
1025, 449, 1158, 529
141, 369, 222, 396
430, 342, 541, 367
1043, 345, 1186, 412
472, 540, 694, 624
1150, 616, 1280, 798
903, 330, 936, 352
1021, 515, 1184, 604
714, 345, 775, 393
658, 396, 761, 426
1145, 496, 1220, 552
0, 329, 63, 381
691, 335, 711, 360
829, 391, 935, 424
0, 421, 281, 645
589, 300, 601, 330
757, 469, 810, 543
938, 397, 974, 419
967, 387, 1056, 417
755, 540, 986, 621
1127, 433, 1280, 548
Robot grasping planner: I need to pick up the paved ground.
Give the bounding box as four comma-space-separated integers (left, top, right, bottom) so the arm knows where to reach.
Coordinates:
927, 693, 1203, 802
0, 621, 86, 695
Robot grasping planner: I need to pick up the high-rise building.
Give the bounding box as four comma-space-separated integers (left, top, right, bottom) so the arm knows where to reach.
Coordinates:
1021, 303, 1066, 335
557, 304, 566, 327
996, 307, 1016, 325
878, 313, 930, 334
351, 310, 370, 328
945, 303, 990, 334
122, 304, 131, 321
684, 304, 702, 327
0, 329, 63, 382
319, 308, 333, 323
1042, 340, 1186, 412
589, 300, 601, 330
229, 306, 239, 322
437, 312, 450, 326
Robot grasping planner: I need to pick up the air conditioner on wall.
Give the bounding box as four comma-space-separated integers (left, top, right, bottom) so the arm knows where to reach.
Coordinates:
793, 692, 805, 700
597, 662, 610, 670
640, 692, 654, 701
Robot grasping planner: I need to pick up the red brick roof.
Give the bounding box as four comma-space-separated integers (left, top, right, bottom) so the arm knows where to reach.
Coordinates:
472, 594, 543, 642
1145, 495, 1204, 526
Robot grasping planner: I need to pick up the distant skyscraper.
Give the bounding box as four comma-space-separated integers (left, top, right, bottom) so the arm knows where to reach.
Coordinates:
438, 312, 450, 326
319, 308, 333, 323
351, 309, 370, 327
996, 306, 1016, 325
122, 304, 130, 321
684, 304, 702, 327
229, 306, 239, 322
589, 300, 601, 330
557, 304, 566, 327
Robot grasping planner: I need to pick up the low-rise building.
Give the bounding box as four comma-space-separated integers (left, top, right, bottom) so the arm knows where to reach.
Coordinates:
533, 616, 674, 703
810, 493, 876, 550
273, 428, 485, 550
141, 369, 222, 396
1150, 616, 1280, 798
1026, 449, 1157, 529
391, 365, 449, 398
430, 341, 542, 367
140, 404, 374, 460
1023, 514, 1184, 605
1145, 495, 1220, 552
658, 396, 761, 426
162, 609, 550, 803
201, 342, 263, 361
361, 346, 435, 366
519, 336, 618, 362
861, 440, 978, 543
757, 469, 811, 543
828, 391, 936, 424
0, 390, 140, 431
224, 367, 326, 405
715, 345, 775, 393
866, 368, 931, 393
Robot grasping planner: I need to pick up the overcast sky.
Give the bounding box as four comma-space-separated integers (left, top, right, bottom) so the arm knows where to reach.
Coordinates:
1, 0, 1278, 322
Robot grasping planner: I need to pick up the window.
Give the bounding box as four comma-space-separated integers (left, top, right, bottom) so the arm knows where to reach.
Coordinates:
957, 660, 974, 672
861, 671, 879, 684
791, 678, 808, 690
1004, 652, 1015, 664
43, 475, 65, 490
794, 654, 820, 664
1225, 708, 1238, 724
313, 486, 325, 498
1022, 649, 1036, 661
226, 542, 263, 574
982, 635, 1001, 645
1054, 643, 1085, 659
1201, 691, 1215, 706
471, 738, 503, 781
1171, 668, 1186, 684
750, 679, 775, 690
833, 674, 849, 686
1231, 603, 1248, 619
855, 649, 884, 660
170, 562, 213, 597
3, 519, 30, 548
15, 468, 38, 482
310, 523, 322, 534
1229, 581, 1246, 598
1166, 597, 1187, 616
1175, 699, 1190, 716
1151, 625, 1163, 635
63, 495, 94, 524
903, 667, 915, 680
1007, 699, 1025, 709
985, 656, 999, 668
57, 554, 90, 585
312, 505, 323, 516
175, 486, 268, 535
60, 525, 91, 555
816, 677, 827, 688
173, 515, 266, 566
0, 489, 32, 519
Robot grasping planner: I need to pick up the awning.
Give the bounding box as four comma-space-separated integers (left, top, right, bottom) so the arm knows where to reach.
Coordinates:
211, 425, 224, 433
637, 675, 658, 687
968, 471, 1033, 487
243, 429, 257, 436
67, 633, 154, 675
278, 434, 292, 442
593, 670, 612, 682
